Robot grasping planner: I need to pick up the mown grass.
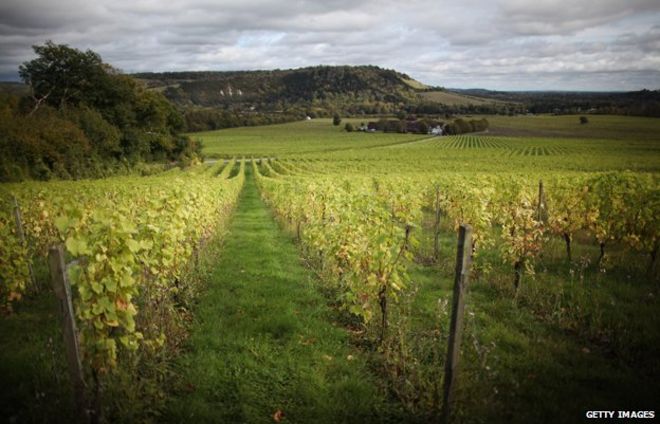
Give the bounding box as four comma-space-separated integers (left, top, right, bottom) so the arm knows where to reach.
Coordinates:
165, 166, 406, 423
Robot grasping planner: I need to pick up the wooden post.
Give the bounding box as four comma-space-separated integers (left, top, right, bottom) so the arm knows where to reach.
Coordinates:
537, 180, 547, 223
433, 187, 442, 261
13, 197, 37, 291
441, 224, 472, 423
49, 245, 89, 423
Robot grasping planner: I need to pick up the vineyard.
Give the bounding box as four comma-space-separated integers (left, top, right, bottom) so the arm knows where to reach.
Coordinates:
1, 115, 659, 422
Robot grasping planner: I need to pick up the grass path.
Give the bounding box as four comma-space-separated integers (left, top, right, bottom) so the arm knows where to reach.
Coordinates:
166, 167, 400, 423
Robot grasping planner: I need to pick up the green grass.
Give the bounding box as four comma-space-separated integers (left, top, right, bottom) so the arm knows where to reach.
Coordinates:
165, 166, 404, 423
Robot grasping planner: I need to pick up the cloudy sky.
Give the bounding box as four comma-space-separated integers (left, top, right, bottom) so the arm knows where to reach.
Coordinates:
1, 0, 659, 90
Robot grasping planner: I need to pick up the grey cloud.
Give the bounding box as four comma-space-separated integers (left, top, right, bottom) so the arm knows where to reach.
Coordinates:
615, 25, 660, 53
0, 0, 659, 90
497, 0, 660, 35
0, 0, 106, 31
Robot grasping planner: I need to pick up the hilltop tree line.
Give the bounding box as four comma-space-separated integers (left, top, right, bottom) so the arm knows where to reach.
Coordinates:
0, 42, 200, 182
138, 66, 419, 108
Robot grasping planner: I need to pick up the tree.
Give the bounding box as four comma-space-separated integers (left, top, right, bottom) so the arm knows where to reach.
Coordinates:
333, 113, 341, 126
5, 41, 200, 180
454, 118, 471, 134
444, 122, 457, 135
64, 105, 121, 156
470, 118, 489, 132
19, 41, 111, 113
344, 122, 354, 132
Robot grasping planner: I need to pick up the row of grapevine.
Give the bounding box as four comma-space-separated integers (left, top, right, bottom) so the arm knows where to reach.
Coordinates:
256, 161, 658, 335
417, 172, 656, 281
255, 162, 416, 339
0, 160, 245, 372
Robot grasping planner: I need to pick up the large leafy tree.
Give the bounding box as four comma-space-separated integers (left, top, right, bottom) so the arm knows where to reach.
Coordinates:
19, 41, 112, 113
1, 41, 200, 181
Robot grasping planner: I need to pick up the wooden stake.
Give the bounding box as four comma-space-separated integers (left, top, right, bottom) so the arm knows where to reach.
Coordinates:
433, 187, 442, 261
441, 224, 473, 423
49, 245, 89, 423
537, 180, 547, 223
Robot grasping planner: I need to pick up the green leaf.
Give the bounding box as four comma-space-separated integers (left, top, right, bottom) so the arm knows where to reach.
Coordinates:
119, 273, 133, 288
65, 237, 90, 257
54, 216, 70, 233
126, 239, 140, 253
91, 280, 103, 295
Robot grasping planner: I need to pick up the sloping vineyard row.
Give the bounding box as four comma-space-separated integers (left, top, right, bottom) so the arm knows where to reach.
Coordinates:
0, 160, 245, 371
256, 160, 658, 330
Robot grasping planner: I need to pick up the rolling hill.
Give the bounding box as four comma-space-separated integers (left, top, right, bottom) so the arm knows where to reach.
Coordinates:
133, 65, 498, 112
